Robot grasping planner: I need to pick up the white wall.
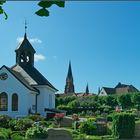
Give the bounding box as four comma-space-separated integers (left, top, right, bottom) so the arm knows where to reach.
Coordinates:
0, 66, 36, 118
99, 88, 107, 96
36, 85, 56, 117
28, 92, 36, 114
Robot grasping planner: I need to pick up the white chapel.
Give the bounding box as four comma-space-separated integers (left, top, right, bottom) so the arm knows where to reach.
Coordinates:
0, 32, 57, 118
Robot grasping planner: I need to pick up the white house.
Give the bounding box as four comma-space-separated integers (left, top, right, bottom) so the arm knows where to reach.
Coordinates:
98, 87, 115, 96
99, 82, 139, 96
0, 33, 57, 118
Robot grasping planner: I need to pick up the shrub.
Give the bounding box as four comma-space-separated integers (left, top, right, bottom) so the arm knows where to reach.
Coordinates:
0, 128, 11, 139
11, 132, 25, 140
79, 111, 86, 116
112, 112, 135, 138
32, 121, 48, 127
103, 106, 112, 113
14, 118, 34, 131
0, 115, 12, 128
107, 114, 114, 122
26, 114, 44, 122
9, 119, 17, 131
25, 126, 48, 139
95, 110, 101, 116
88, 117, 96, 122
48, 122, 58, 128
86, 110, 94, 116
79, 120, 96, 135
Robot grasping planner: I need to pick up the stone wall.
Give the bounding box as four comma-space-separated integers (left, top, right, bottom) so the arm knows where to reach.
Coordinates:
60, 117, 73, 127
135, 123, 140, 138
47, 128, 73, 140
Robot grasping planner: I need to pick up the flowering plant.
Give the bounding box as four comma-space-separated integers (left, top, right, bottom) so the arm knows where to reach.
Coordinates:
54, 113, 64, 127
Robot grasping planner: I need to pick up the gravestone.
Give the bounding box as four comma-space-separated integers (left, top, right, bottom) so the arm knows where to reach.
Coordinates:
47, 128, 73, 140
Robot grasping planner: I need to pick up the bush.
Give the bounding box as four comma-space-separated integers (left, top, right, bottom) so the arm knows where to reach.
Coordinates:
25, 126, 48, 139
112, 112, 135, 138
88, 117, 96, 122
48, 122, 58, 128
79, 120, 96, 135
9, 119, 17, 131
14, 118, 34, 131
11, 132, 25, 140
95, 110, 101, 116
107, 114, 114, 122
26, 115, 44, 122
0, 115, 12, 128
0, 128, 11, 139
32, 121, 49, 127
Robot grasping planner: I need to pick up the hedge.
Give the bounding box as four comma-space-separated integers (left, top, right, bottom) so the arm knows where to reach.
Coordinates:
112, 112, 135, 139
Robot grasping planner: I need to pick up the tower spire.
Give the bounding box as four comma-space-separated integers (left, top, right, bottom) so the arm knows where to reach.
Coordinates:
67, 61, 72, 79
85, 83, 89, 94
24, 19, 27, 39
64, 61, 75, 94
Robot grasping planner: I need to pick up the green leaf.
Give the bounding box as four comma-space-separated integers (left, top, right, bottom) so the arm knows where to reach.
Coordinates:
0, 6, 8, 19
0, 6, 4, 14
38, 0, 65, 8
38, 1, 53, 8
54, 1, 65, 8
0, 0, 6, 5
35, 8, 49, 17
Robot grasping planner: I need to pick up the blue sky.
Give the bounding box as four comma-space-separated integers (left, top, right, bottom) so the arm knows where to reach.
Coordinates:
0, 1, 140, 93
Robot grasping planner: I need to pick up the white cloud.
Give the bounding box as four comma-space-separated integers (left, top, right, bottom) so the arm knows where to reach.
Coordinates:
34, 54, 46, 62
29, 38, 42, 44
17, 37, 24, 43
17, 37, 42, 44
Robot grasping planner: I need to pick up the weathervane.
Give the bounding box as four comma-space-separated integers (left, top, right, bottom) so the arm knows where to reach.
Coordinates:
25, 19, 27, 34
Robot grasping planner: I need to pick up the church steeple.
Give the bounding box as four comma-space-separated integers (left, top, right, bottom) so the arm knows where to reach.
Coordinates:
64, 61, 75, 94
85, 84, 89, 94
15, 24, 36, 67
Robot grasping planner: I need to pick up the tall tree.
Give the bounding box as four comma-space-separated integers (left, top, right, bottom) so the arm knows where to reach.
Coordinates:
0, 0, 65, 19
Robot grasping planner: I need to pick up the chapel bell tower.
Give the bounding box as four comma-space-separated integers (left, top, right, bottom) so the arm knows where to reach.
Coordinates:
15, 23, 36, 67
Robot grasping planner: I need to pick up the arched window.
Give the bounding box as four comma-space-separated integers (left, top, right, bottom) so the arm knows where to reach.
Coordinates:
0, 92, 8, 111
12, 93, 18, 111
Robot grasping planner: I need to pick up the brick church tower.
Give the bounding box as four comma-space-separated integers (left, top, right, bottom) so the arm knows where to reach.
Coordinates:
64, 61, 75, 94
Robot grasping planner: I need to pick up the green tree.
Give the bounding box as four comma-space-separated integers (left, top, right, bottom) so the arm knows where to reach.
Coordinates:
0, 0, 65, 19
117, 94, 132, 109
131, 93, 140, 109
0, 0, 7, 19
68, 100, 80, 108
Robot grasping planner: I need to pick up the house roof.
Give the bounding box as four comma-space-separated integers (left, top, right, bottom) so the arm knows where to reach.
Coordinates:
0, 65, 38, 92
115, 82, 139, 92
102, 82, 139, 95
115, 82, 128, 88
102, 87, 115, 95
11, 64, 58, 91
129, 85, 139, 92
15, 33, 36, 54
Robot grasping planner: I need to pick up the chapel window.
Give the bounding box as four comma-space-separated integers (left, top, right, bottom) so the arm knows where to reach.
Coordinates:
12, 93, 18, 111
0, 92, 8, 111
